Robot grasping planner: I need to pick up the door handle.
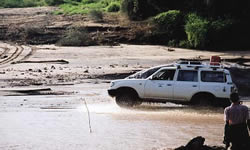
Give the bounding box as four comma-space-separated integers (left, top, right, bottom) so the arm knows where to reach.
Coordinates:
167, 84, 172, 86
192, 85, 197, 87
158, 83, 164, 87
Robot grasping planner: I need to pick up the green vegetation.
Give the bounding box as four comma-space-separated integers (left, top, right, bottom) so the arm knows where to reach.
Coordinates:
57, 27, 94, 46
45, 0, 64, 6
121, 0, 250, 50
153, 10, 184, 41
1, 0, 250, 50
0, 0, 46, 8
184, 13, 209, 49
55, 0, 121, 15
106, 1, 120, 12
0, 0, 121, 14
89, 9, 103, 22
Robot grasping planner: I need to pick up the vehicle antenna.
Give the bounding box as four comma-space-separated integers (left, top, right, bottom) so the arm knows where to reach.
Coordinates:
82, 98, 92, 133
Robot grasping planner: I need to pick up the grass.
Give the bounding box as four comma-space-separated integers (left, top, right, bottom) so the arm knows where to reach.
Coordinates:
0, 0, 47, 8
0, 0, 121, 15
57, 27, 94, 46
55, 0, 121, 15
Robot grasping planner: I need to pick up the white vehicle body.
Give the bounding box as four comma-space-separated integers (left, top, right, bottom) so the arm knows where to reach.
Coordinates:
108, 61, 237, 107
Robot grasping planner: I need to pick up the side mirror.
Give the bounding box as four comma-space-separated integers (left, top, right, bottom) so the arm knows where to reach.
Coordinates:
150, 76, 158, 80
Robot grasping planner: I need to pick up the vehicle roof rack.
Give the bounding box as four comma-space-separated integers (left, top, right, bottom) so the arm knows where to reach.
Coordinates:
176, 59, 203, 67
176, 58, 224, 69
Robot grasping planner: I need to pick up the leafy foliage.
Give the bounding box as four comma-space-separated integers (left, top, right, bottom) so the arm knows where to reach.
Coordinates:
89, 9, 103, 22
207, 19, 233, 49
152, 10, 185, 46
57, 27, 94, 46
185, 13, 209, 49
153, 10, 183, 34
0, 0, 46, 8
106, 2, 120, 12
55, 0, 121, 15
45, 0, 64, 6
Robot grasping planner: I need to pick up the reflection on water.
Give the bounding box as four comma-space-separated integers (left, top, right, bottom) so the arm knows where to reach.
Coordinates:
0, 101, 228, 150
77, 101, 225, 149
78, 102, 224, 118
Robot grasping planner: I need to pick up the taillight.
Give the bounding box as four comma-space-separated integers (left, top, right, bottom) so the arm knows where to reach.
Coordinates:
231, 85, 238, 93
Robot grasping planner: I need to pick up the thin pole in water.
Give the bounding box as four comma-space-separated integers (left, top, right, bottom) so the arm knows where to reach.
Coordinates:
82, 98, 92, 133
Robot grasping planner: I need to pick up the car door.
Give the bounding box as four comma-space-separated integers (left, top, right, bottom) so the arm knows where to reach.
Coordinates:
200, 71, 229, 97
174, 70, 199, 101
144, 69, 176, 99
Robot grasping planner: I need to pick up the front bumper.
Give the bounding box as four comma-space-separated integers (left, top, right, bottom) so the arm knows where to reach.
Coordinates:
107, 89, 117, 97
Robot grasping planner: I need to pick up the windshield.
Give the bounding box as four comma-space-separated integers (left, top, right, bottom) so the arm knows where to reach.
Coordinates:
127, 64, 174, 79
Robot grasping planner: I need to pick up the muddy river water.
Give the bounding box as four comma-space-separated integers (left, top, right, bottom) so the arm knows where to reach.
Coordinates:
1, 83, 248, 150
0, 43, 250, 150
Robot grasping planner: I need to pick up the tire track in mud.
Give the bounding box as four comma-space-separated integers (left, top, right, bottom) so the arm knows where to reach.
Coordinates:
14, 46, 36, 62
0, 44, 33, 67
0, 46, 22, 66
0, 46, 10, 59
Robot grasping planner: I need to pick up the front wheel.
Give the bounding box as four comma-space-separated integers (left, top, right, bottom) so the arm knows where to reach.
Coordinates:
115, 94, 142, 108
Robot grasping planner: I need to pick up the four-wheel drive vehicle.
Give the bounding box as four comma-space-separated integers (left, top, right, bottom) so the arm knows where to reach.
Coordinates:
108, 59, 238, 107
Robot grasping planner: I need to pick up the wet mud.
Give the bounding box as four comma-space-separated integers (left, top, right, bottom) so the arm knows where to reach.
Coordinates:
0, 41, 250, 150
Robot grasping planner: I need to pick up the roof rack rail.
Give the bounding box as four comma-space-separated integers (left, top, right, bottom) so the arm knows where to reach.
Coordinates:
176, 59, 203, 66
176, 58, 225, 69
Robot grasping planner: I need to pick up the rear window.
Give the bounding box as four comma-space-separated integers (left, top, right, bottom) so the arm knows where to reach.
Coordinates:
201, 71, 226, 83
177, 70, 198, 82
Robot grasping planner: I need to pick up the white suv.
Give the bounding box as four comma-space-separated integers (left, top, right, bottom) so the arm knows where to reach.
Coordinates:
108, 60, 238, 107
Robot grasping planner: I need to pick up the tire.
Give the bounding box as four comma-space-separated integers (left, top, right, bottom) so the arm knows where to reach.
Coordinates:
192, 93, 214, 106
115, 93, 141, 108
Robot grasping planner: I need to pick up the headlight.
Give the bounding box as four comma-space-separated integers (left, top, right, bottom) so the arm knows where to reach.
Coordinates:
110, 82, 115, 87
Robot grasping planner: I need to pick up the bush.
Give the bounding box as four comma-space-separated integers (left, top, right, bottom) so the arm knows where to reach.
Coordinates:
106, 2, 120, 12
89, 10, 103, 22
154, 10, 181, 27
152, 10, 185, 46
121, 0, 153, 20
57, 27, 93, 46
154, 10, 183, 34
184, 13, 209, 49
179, 40, 191, 48
168, 39, 178, 47
1, 0, 23, 8
206, 18, 233, 49
45, 0, 64, 6
0, 0, 47, 8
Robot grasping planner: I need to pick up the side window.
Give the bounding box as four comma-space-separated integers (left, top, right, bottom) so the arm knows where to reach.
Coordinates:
177, 70, 198, 82
153, 69, 176, 80
201, 71, 226, 83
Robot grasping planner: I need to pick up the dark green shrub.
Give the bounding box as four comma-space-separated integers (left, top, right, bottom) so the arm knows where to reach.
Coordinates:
57, 27, 93, 46
107, 2, 120, 12
153, 10, 183, 33
121, 0, 153, 20
179, 40, 191, 48
153, 10, 185, 45
0, 0, 46, 8
184, 13, 209, 49
82, 0, 96, 4
168, 40, 178, 47
89, 10, 103, 22
154, 10, 181, 28
2, 0, 23, 8
45, 0, 64, 6
207, 18, 233, 49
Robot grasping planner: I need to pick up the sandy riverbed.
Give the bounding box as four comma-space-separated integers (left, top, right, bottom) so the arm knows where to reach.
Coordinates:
0, 42, 250, 150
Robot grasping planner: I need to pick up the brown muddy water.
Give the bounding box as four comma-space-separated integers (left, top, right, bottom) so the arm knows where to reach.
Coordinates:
1, 42, 250, 150
0, 83, 238, 150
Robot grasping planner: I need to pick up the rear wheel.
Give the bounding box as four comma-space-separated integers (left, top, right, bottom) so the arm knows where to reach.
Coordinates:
192, 93, 214, 106
115, 93, 142, 108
